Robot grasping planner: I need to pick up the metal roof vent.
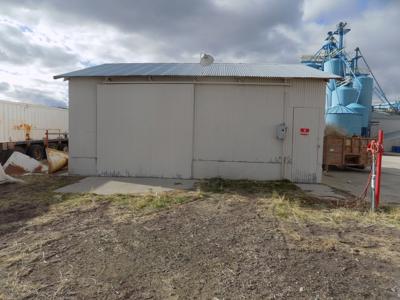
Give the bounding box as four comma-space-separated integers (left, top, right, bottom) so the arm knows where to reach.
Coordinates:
200, 53, 214, 66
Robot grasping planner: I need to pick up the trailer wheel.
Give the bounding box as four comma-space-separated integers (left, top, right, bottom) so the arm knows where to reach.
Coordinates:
28, 144, 45, 161
14, 146, 26, 154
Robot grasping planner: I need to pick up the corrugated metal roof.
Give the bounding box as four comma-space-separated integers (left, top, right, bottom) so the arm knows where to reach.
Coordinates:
54, 63, 339, 80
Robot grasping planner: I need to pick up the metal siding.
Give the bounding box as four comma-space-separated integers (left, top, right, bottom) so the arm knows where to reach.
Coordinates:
68, 78, 100, 175
283, 79, 326, 183
0, 100, 68, 143
96, 84, 194, 178
55, 63, 339, 80
291, 107, 321, 183
371, 112, 400, 151
67, 77, 326, 182
193, 84, 285, 180
68, 157, 97, 176
193, 161, 282, 180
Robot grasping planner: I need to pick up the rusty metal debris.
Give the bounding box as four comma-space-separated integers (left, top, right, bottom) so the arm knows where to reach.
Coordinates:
3, 151, 48, 175
46, 148, 68, 174
14, 123, 33, 140
0, 163, 23, 184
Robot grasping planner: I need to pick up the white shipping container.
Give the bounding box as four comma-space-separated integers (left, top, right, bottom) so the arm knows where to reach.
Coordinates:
0, 100, 68, 143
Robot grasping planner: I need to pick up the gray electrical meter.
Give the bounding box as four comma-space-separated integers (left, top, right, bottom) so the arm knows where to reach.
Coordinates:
276, 123, 287, 140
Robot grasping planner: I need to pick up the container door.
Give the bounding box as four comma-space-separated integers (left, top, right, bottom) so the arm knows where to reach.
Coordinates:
291, 107, 320, 183
96, 84, 194, 178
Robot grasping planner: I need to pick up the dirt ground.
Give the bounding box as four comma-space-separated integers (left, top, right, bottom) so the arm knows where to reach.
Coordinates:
1, 176, 400, 299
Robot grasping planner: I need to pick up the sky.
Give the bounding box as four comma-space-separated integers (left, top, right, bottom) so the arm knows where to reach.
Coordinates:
0, 0, 399, 108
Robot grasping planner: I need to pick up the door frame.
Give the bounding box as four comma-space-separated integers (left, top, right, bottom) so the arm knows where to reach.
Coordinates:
291, 106, 322, 183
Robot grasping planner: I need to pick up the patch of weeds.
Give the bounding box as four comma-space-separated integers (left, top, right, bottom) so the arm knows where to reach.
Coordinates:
263, 193, 400, 265
377, 206, 400, 227
103, 191, 201, 215
267, 192, 400, 229
199, 178, 298, 196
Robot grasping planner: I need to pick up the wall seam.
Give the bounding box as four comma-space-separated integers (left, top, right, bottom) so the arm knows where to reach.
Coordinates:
191, 84, 196, 179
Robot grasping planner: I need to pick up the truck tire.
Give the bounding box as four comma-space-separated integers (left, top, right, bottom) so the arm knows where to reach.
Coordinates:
28, 144, 45, 161
14, 146, 26, 154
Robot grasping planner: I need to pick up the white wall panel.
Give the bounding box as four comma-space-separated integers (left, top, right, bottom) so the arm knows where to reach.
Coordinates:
68, 79, 99, 158
69, 157, 97, 175
96, 84, 194, 178
194, 84, 284, 163
283, 79, 326, 183
193, 161, 282, 180
291, 107, 321, 183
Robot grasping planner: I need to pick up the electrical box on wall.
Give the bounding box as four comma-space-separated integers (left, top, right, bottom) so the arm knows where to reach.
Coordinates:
276, 123, 287, 140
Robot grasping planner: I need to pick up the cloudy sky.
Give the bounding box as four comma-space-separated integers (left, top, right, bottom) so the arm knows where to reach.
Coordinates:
0, 0, 398, 107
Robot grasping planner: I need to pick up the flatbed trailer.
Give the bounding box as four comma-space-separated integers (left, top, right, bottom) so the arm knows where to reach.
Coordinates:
0, 100, 68, 164
0, 131, 68, 164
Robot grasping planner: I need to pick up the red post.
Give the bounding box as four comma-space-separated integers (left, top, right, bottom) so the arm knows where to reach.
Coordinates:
375, 129, 384, 208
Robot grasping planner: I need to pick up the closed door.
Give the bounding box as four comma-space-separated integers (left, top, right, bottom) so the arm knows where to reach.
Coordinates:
193, 84, 285, 180
96, 84, 194, 178
291, 107, 320, 183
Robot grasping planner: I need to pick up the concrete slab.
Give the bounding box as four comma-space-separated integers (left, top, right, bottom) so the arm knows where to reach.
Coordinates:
296, 183, 347, 201
322, 155, 400, 205
55, 177, 197, 195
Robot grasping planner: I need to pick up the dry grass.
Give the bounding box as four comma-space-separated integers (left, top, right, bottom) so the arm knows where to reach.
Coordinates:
2, 176, 399, 229
1, 176, 400, 299
258, 193, 400, 265
265, 193, 400, 229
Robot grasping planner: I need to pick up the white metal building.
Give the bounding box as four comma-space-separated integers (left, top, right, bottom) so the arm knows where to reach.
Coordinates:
55, 63, 337, 183
371, 111, 400, 151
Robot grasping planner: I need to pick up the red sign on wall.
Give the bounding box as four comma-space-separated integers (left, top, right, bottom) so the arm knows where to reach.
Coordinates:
300, 128, 310, 136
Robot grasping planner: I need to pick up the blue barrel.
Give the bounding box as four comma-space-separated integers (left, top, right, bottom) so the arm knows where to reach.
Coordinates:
392, 146, 400, 153
346, 102, 368, 128
331, 85, 358, 106
326, 105, 362, 136
324, 58, 344, 77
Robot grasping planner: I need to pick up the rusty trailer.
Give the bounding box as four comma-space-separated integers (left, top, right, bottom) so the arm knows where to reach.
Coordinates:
0, 100, 68, 163
323, 135, 375, 170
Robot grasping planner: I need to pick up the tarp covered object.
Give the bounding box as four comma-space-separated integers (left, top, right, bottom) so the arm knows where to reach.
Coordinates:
0, 163, 22, 184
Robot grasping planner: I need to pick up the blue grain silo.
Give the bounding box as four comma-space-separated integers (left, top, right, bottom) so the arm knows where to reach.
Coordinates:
323, 58, 344, 77
301, 21, 386, 137
326, 86, 332, 110
326, 105, 362, 136
353, 75, 373, 121
331, 84, 359, 106
324, 58, 345, 110
346, 103, 368, 127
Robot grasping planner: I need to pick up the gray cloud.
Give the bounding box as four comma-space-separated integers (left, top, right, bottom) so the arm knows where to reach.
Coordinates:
3, 84, 67, 108
0, 0, 399, 105
0, 22, 80, 68
1, 0, 303, 61
0, 81, 10, 91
